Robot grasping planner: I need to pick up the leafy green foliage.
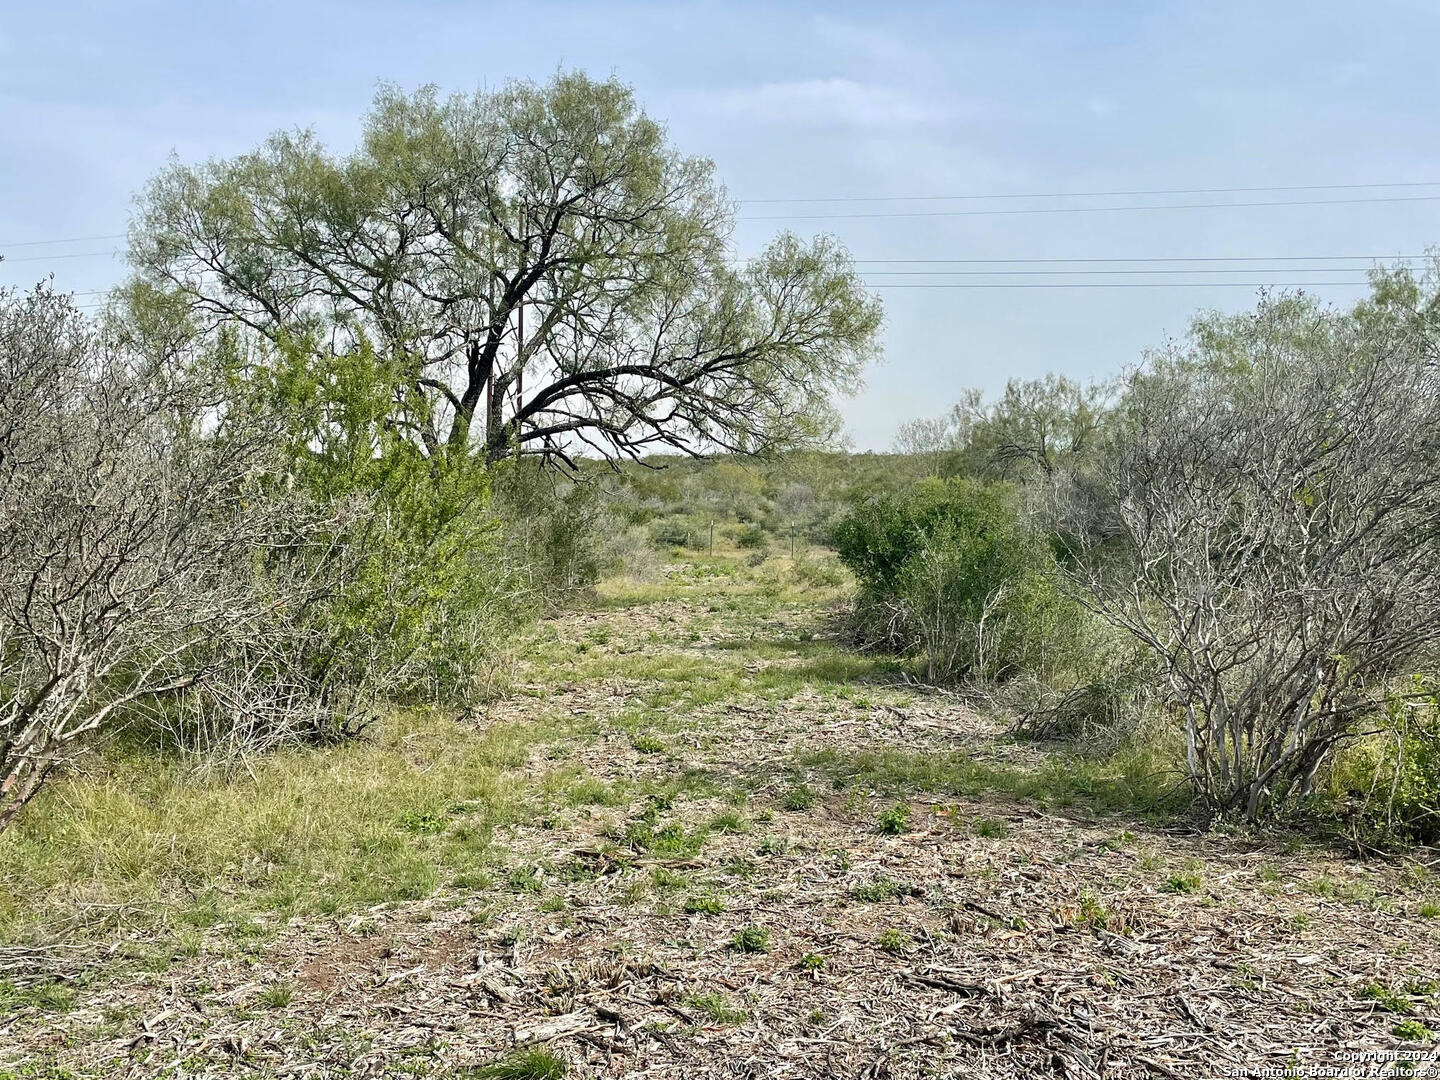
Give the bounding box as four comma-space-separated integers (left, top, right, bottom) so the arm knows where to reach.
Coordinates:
832, 478, 1082, 682
684, 894, 725, 915
236, 335, 508, 701
729, 925, 770, 953
1393, 1019, 1435, 1042
781, 784, 817, 811
876, 803, 911, 835
1331, 675, 1440, 845
131, 73, 881, 468
876, 928, 912, 954
850, 876, 909, 902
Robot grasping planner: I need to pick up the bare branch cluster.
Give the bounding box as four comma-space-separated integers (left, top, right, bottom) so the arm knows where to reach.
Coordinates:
0, 286, 344, 827
1061, 289, 1440, 816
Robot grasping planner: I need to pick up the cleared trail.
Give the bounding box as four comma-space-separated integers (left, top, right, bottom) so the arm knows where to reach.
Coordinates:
7, 555, 1439, 1078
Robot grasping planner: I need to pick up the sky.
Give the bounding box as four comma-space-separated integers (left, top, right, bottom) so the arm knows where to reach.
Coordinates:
3, 0, 1439, 450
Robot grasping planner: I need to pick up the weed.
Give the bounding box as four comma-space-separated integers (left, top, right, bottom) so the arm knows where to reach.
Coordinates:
729, 926, 770, 953
650, 867, 687, 891
973, 815, 1008, 839
1074, 889, 1111, 929
538, 895, 565, 913
1420, 902, 1440, 919
710, 810, 750, 834
798, 953, 825, 971
258, 984, 293, 1009
631, 735, 665, 755
850, 876, 908, 903
1162, 873, 1202, 894
0, 980, 78, 1016
781, 784, 816, 811
876, 928, 912, 954
684, 895, 725, 916
398, 809, 446, 835
1362, 982, 1415, 1015
469, 1047, 568, 1079
625, 819, 707, 857
1394, 1019, 1436, 1042
877, 803, 911, 835
506, 866, 544, 893
757, 835, 788, 856
687, 991, 747, 1025
724, 857, 759, 880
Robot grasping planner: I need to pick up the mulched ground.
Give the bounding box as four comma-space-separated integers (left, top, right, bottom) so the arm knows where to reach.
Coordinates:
5, 582, 1439, 1079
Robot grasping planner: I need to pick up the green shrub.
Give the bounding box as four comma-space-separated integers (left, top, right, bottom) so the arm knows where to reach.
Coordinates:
239, 338, 539, 706
831, 477, 1082, 682
649, 516, 701, 549
736, 524, 768, 549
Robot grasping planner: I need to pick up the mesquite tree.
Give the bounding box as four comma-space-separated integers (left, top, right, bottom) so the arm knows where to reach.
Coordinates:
128, 72, 882, 469
1064, 280, 1440, 817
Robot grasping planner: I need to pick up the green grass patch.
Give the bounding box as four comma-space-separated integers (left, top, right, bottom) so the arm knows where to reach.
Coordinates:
1161, 873, 1203, 895
467, 1046, 568, 1079
683, 894, 725, 915
0, 979, 78, 1017
781, 783, 817, 811
687, 990, 748, 1024
0, 709, 541, 946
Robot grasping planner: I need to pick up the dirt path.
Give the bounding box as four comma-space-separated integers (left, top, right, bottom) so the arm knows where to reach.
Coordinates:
7, 561, 1440, 1078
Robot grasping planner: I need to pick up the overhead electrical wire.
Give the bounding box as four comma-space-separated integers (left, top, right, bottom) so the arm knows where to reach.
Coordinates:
742, 194, 1440, 221
739, 180, 1440, 204
859, 280, 1375, 289
0, 233, 126, 248
0, 249, 121, 263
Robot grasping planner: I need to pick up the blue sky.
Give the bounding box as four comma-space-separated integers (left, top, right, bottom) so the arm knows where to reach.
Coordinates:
3, 1, 1438, 449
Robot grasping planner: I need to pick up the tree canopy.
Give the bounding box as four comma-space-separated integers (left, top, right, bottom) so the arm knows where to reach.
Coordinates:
129, 72, 882, 469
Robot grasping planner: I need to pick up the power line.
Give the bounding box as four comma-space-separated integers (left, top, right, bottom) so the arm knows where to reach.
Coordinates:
861, 267, 1399, 277
860, 280, 1373, 289
740, 181, 1440, 204
744, 194, 1440, 221
847, 254, 1427, 264
0, 233, 126, 248
0, 249, 121, 263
